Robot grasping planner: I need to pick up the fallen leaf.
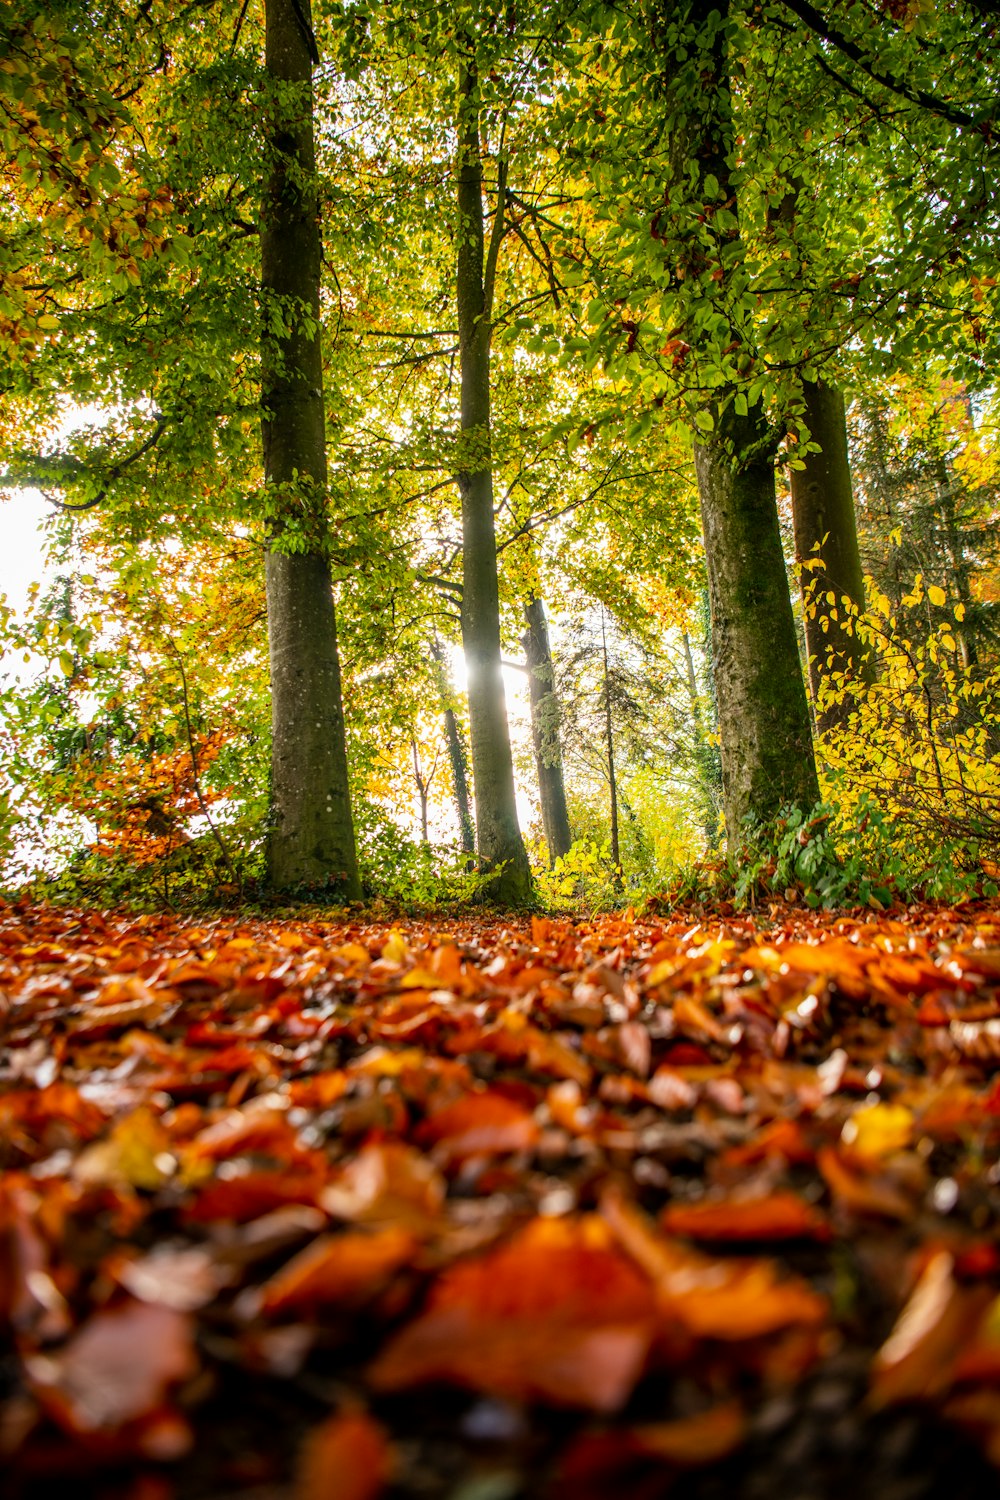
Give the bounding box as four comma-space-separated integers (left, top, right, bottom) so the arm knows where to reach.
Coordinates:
369, 1215, 657, 1411
417, 1090, 539, 1162
321, 1142, 446, 1231
660, 1191, 828, 1242
298, 1409, 392, 1500
26, 1301, 197, 1433
259, 1226, 418, 1313
870, 1250, 993, 1408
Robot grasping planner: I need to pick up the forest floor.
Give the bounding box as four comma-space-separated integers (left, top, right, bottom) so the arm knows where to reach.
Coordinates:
3, 897, 1000, 1500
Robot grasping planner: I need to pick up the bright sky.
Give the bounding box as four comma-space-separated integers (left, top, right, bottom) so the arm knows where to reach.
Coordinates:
0, 487, 51, 617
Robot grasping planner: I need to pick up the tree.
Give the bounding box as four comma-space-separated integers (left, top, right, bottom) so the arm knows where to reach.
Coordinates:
658, 0, 819, 831
522, 593, 573, 864
260, 0, 360, 894
430, 639, 476, 856
454, 45, 533, 904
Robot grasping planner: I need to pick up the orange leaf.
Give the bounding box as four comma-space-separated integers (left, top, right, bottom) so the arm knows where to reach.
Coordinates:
817, 1146, 914, 1221
870, 1250, 993, 1409
259, 1226, 417, 1314
321, 1142, 446, 1232
632, 1399, 748, 1465
416, 1090, 539, 1162
298, 1410, 392, 1500
660, 1192, 828, 1242
601, 1186, 827, 1340
369, 1215, 657, 1411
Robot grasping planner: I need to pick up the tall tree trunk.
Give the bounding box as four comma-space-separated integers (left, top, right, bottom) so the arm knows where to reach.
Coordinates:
455, 54, 532, 905
790, 380, 871, 730
522, 594, 573, 864
682, 625, 721, 848
664, 0, 818, 835
695, 410, 819, 831
261, 0, 360, 895
601, 611, 622, 884
430, 640, 475, 854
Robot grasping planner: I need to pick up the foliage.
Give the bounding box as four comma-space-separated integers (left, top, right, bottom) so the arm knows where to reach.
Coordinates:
353, 805, 490, 911
535, 836, 625, 913
816, 574, 1000, 883
663, 784, 998, 916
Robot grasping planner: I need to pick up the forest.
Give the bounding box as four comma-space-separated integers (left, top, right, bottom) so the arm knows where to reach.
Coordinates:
2, 0, 1000, 1496
0, 0, 997, 910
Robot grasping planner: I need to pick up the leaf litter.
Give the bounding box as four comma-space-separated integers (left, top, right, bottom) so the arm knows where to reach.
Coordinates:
4, 898, 1000, 1496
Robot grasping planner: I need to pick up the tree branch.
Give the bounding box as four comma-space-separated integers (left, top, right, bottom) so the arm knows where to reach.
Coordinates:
780, 0, 989, 129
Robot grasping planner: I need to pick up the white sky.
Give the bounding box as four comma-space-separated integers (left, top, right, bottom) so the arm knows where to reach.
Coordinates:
0, 488, 51, 616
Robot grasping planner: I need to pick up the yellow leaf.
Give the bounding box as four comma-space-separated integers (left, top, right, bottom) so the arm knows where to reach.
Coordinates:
841, 1102, 913, 1159
382, 931, 409, 964
928, 585, 946, 607
37, 314, 59, 330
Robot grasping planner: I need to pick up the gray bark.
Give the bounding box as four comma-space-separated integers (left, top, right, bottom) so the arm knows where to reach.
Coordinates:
522, 594, 573, 864
455, 55, 532, 905
790, 380, 871, 730
261, 0, 360, 895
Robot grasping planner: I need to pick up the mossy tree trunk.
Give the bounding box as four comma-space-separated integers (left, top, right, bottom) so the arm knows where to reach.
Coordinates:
260, 0, 360, 896
522, 594, 573, 865
455, 53, 532, 905
663, 0, 818, 834
695, 408, 819, 833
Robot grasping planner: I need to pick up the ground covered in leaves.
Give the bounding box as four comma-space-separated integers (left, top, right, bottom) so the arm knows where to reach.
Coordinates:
4, 899, 1000, 1499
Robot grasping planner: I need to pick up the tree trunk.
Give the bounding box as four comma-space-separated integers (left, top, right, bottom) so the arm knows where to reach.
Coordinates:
522, 594, 573, 864
663, 0, 818, 835
601, 611, 622, 885
682, 624, 722, 848
430, 640, 476, 854
790, 380, 871, 730
261, 0, 360, 895
455, 54, 532, 905
411, 739, 430, 844
695, 407, 819, 833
